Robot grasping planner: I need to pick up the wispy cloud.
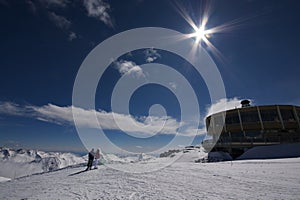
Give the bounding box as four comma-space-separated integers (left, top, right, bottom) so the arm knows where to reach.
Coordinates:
26, 0, 37, 13
0, 98, 246, 138
145, 48, 161, 63
115, 60, 145, 78
68, 31, 77, 41
37, 0, 70, 8
47, 11, 78, 41
83, 0, 113, 27
0, 102, 28, 116
205, 97, 246, 117
0, 102, 205, 137
6, 0, 113, 40
48, 11, 71, 30
22, 0, 77, 41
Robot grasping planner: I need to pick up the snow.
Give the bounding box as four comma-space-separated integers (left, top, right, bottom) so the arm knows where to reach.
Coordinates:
206, 151, 233, 162
0, 148, 161, 179
0, 148, 86, 179
0, 153, 300, 199
176, 147, 207, 162
0, 176, 10, 183
237, 144, 300, 160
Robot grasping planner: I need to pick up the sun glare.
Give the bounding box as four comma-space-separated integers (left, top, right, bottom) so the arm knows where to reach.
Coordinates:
173, 1, 252, 62
194, 26, 206, 43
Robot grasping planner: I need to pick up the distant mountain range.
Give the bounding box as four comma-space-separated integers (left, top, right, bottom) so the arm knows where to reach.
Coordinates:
0, 147, 87, 179
0, 147, 158, 180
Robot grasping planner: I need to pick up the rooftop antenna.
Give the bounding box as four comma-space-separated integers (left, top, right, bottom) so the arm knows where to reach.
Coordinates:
241, 99, 251, 108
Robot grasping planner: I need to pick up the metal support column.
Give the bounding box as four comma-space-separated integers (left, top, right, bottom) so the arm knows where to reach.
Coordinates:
277, 105, 285, 130
293, 106, 300, 129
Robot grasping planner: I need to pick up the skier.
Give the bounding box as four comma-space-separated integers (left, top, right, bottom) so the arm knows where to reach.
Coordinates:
86, 148, 95, 171
93, 148, 102, 169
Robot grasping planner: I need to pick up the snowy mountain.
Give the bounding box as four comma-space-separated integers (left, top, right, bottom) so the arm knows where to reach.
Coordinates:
0, 148, 86, 179
0, 146, 209, 180
158, 146, 232, 163
1, 146, 300, 199
0, 154, 300, 199
2, 143, 298, 181
103, 153, 156, 164
0, 148, 160, 180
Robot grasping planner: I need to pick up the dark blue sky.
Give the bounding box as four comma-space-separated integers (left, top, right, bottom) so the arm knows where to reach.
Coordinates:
0, 0, 299, 153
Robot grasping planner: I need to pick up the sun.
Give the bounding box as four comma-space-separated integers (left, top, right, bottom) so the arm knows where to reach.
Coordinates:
174, 1, 252, 62
194, 26, 206, 42
192, 25, 210, 44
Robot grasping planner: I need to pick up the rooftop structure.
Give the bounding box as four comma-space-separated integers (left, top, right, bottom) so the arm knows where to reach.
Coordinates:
202, 101, 300, 158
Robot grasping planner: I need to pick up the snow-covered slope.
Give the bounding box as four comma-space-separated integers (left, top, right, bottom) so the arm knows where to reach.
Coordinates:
0, 176, 10, 183
1, 146, 300, 199
0, 148, 160, 179
0, 157, 299, 199
0, 148, 86, 179
103, 153, 156, 164
160, 146, 207, 162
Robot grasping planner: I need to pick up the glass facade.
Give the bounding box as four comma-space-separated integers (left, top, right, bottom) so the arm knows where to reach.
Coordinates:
225, 113, 240, 124
240, 110, 260, 123
207, 106, 300, 139
245, 131, 262, 138
260, 109, 279, 122
280, 109, 295, 122
297, 109, 300, 121
205, 105, 300, 158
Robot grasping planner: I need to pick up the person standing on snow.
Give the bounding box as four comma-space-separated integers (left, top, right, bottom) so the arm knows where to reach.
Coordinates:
86, 148, 95, 171
93, 148, 101, 169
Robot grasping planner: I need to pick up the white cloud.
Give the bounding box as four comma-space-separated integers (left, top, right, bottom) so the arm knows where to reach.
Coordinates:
145, 48, 161, 63
146, 57, 155, 63
47, 12, 77, 41
48, 11, 71, 30
115, 60, 145, 78
26, 0, 37, 13
0, 97, 247, 138
38, 0, 69, 8
0, 102, 206, 137
68, 32, 77, 41
205, 97, 246, 117
83, 0, 113, 27
180, 127, 207, 137
0, 102, 25, 116
23, 0, 77, 41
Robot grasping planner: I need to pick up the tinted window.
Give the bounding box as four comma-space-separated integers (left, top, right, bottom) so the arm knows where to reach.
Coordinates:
231, 132, 243, 138
245, 131, 261, 137
206, 117, 211, 128
260, 109, 279, 122
225, 113, 240, 124
297, 109, 300, 120
280, 109, 295, 121
240, 110, 259, 123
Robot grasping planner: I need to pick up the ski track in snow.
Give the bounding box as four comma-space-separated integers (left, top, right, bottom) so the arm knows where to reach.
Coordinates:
0, 158, 300, 199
